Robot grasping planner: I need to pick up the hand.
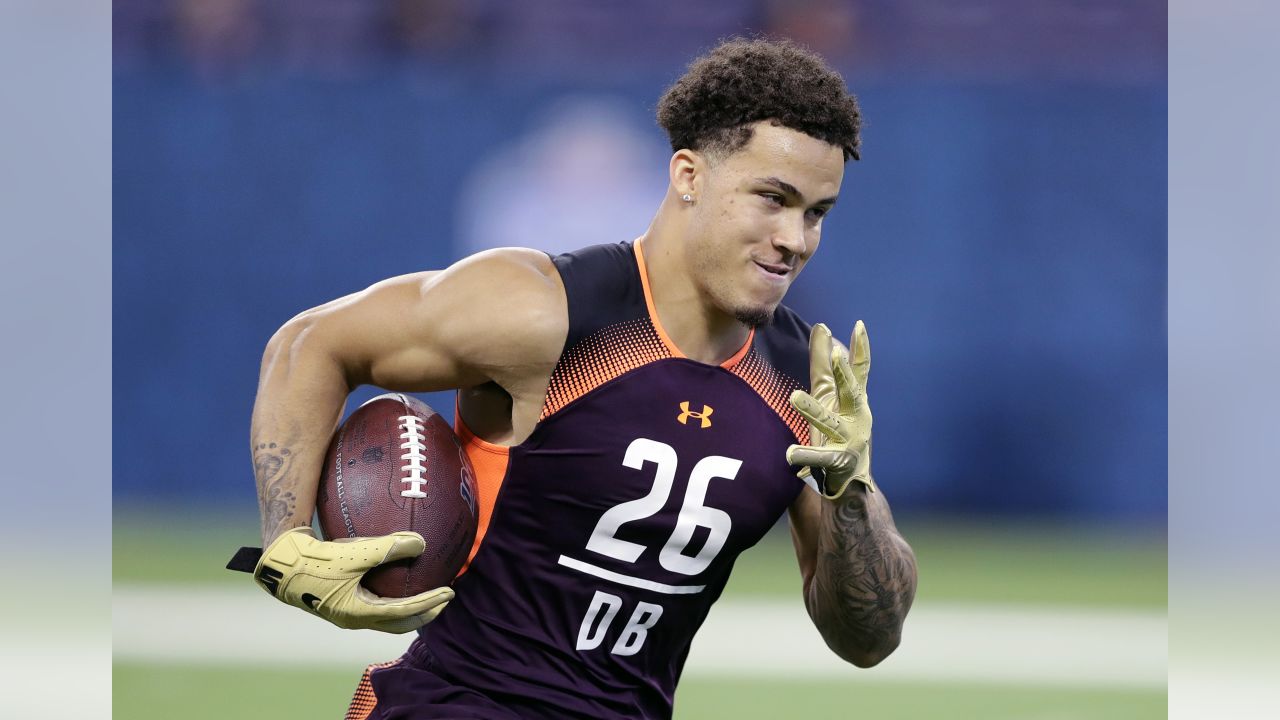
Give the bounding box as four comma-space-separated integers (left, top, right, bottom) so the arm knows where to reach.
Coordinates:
786, 321, 876, 499
252, 527, 454, 633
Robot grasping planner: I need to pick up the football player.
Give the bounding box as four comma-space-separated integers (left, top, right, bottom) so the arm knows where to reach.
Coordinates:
234, 38, 917, 719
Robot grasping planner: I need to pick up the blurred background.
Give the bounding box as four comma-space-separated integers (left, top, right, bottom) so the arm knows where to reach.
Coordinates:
112, 1, 1167, 718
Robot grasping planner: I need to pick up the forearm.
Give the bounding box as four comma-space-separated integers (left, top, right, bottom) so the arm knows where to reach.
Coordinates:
251, 319, 352, 545
804, 484, 917, 667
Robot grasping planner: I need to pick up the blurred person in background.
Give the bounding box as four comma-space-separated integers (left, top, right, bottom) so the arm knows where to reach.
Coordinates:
174, 0, 260, 80
457, 97, 667, 257
231, 38, 917, 719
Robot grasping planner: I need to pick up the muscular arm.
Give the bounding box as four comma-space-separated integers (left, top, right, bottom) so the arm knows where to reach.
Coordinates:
251, 248, 566, 545
788, 480, 918, 668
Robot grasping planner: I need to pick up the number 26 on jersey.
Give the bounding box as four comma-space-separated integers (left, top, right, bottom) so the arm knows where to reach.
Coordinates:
573, 438, 742, 655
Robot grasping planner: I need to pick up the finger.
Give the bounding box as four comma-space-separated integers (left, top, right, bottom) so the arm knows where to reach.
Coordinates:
789, 390, 839, 434
322, 532, 426, 567
851, 320, 870, 391
808, 323, 835, 389
786, 443, 819, 468
378, 532, 427, 564
831, 343, 861, 413
786, 445, 849, 471
359, 585, 454, 611
371, 599, 451, 634
789, 390, 846, 443
303, 533, 423, 568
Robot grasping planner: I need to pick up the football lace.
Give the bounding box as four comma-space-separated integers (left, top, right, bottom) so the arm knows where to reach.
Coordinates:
398, 415, 429, 499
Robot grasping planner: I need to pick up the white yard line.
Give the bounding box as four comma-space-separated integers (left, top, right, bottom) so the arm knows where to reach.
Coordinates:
112, 585, 1166, 689
4, 627, 111, 719
688, 600, 1166, 689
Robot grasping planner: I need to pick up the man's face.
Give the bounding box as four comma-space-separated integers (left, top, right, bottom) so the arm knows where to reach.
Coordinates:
684, 122, 845, 327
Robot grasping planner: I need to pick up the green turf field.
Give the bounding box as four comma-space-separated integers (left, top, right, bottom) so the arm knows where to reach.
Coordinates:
111, 510, 1167, 608
113, 510, 1167, 719
114, 663, 1167, 719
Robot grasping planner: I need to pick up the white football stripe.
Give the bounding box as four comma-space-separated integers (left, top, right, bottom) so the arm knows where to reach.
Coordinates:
112, 585, 1166, 688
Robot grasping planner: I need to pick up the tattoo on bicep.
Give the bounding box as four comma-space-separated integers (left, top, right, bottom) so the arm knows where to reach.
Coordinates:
254, 441, 298, 540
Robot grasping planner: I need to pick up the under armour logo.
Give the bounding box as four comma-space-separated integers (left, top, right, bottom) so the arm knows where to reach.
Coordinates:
677, 402, 714, 429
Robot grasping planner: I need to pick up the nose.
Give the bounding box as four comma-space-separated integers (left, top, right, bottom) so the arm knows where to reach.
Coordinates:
772, 215, 807, 258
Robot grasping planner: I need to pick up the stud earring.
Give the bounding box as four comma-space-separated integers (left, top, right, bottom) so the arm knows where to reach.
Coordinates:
681, 193, 694, 203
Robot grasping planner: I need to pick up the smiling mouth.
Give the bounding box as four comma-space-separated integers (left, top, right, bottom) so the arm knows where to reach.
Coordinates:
754, 260, 791, 277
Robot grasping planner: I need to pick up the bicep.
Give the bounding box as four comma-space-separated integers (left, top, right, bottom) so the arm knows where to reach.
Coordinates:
287, 248, 566, 393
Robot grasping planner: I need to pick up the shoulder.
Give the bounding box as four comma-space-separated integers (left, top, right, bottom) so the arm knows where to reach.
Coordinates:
550, 240, 635, 273
423, 247, 568, 372
360, 246, 562, 310
549, 241, 639, 303
546, 241, 645, 350
437, 246, 562, 294
423, 246, 564, 314
265, 248, 568, 393
754, 303, 813, 389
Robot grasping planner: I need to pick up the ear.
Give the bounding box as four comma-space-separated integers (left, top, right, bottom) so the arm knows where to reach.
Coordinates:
669, 148, 704, 198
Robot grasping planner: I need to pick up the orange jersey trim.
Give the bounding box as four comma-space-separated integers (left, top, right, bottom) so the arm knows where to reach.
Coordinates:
452, 404, 511, 578
633, 238, 754, 370
344, 659, 401, 720
729, 348, 810, 443
539, 316, 671, 419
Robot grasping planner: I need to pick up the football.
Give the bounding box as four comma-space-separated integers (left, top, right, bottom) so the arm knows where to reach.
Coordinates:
316, 393, 479, 598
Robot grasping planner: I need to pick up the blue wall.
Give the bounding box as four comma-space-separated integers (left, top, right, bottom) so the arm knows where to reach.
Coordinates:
113, 63, 1165, 521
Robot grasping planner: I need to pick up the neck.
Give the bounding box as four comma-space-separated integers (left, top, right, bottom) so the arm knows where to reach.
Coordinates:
639, 195, 752, 365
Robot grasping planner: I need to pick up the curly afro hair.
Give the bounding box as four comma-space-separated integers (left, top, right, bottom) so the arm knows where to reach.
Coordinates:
657, 38, 861, 162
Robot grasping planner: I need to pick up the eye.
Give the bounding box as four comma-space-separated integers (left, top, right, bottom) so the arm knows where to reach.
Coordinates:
759, 192, 785, 206
807, 206, 829, 221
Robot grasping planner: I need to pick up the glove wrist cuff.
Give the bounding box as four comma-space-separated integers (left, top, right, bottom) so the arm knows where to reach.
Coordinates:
821, 473, 876, 500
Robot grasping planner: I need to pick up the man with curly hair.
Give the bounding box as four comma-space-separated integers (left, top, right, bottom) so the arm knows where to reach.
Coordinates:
240, 38, 917, 719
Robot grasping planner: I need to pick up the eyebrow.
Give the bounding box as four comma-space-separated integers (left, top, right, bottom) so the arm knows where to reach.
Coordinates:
754, 176, 839, 206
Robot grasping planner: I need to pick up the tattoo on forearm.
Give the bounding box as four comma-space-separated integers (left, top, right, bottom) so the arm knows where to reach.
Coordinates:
811, 489, 917, 662
254, 441, 299, 542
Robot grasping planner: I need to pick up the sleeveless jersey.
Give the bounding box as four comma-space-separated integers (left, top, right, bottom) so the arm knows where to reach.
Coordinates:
403, 240, 815, 719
